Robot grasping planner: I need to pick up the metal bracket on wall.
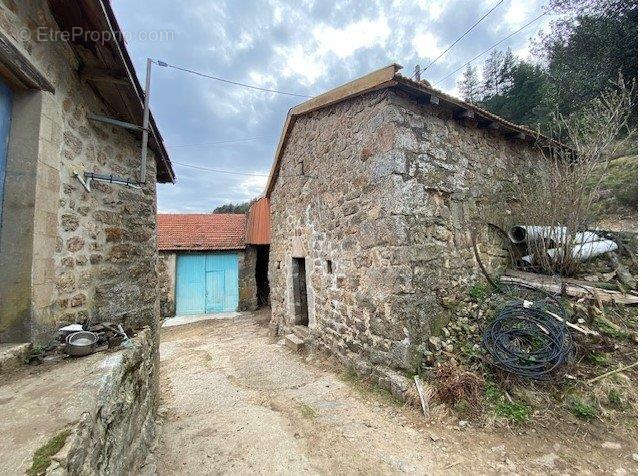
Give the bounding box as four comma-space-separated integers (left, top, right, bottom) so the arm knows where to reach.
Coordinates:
80, 58, 153, 192
74, 171, 141, 192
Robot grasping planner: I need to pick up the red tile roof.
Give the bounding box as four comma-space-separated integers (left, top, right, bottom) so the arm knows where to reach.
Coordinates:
157, 214, 246, 251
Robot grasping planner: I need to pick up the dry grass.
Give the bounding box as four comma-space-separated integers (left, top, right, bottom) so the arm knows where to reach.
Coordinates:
434, 364, 484, 411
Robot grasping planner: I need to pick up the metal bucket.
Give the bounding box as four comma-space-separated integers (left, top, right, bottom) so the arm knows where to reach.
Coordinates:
66, 331, 98, 357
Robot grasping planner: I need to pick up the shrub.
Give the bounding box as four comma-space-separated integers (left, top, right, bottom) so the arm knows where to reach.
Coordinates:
568, 396, 597, 420
435, 363, 484, 409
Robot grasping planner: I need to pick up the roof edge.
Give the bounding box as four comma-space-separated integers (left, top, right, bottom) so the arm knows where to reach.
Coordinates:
97, 0, 175, 184
264, 63, 569, 197
264, 64, 402, 196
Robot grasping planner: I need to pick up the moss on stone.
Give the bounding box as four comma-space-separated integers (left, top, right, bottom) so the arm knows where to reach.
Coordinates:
27, 428, 71, 476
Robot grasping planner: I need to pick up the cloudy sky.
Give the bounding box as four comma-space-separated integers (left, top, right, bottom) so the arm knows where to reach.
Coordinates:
112, 0, 552, 213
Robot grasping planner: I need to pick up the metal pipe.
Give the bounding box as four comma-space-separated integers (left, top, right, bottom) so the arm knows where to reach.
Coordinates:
87, 114, 144, 131
140, 58, 152, 183
509, 225, 601, 246
83, 172, 141, 189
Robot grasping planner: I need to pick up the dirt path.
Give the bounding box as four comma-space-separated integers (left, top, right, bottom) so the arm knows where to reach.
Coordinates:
156, 313, 636, 475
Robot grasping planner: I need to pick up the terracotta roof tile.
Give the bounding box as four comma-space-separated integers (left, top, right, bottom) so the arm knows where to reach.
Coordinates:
157, 213, 246, 251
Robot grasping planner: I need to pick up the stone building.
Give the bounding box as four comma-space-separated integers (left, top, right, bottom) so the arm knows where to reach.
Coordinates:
157, 213, 257, 316
245, 197, 271, 307
266, 64, 551, 373
0, 1, 175, 343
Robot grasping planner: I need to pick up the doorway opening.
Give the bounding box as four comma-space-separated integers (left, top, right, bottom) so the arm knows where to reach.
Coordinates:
292, 257, 309, 326
255, 245, 270, 307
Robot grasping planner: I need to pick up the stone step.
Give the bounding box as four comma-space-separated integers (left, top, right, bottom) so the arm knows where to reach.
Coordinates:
284, 334, 305, 352
292, 325, 310, 341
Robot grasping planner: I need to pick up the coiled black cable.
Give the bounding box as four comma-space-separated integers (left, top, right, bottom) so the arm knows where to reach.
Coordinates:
483, 301, 573, 379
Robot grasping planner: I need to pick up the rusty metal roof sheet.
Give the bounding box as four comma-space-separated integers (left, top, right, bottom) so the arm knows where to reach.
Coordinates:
245, 197, 270, 245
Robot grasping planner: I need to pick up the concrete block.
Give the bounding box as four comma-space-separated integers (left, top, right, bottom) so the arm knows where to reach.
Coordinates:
284, 334, 304, 352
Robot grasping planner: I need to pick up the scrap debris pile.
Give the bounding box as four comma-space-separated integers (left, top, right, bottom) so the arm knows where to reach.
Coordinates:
508, 225, 618, 266
59, 322, 133, 357
477, 224, 637, 380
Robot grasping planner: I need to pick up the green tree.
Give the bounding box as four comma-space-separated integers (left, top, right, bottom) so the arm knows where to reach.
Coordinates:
537, 0, 637, 122
212, 200, 252, 214
480, 61, 552, 128
481, 50, 505, 98
476, 0, 637, 131
458, 64, 481, 103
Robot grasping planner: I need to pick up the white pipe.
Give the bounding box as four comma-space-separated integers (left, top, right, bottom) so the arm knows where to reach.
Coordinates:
521, 239, 618, 264
509, 225, 601, 246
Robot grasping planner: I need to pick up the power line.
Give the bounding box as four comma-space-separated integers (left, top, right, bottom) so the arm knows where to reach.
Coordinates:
155, 60, 311, 98
172, 161, 269, 177
434, 8, 552, 86
167, 137, 265, 148
421, 0, 506, 74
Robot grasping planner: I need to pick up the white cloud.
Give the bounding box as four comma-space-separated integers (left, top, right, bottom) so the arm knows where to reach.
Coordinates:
416, 0, 447, 21
412, 31, 443, 60
275, 44, 325, 86
312, 16, 391, 59
238, 174, 268, 197
504, 0, 537, 27
248, 71, 277, 89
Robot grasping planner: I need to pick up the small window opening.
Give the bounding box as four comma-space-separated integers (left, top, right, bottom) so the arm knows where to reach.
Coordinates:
326, 260, 333, 274
292, 257, 309, 326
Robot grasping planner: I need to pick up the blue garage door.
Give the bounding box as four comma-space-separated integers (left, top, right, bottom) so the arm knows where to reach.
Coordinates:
175, 252, 239, 315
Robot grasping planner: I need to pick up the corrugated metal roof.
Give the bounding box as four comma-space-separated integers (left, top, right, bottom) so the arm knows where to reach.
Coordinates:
158, 213, 246, 251
245, 198, 270, 245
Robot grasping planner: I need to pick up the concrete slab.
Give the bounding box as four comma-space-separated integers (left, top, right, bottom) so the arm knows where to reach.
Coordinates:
0, 342, 31, 373
162, 312, 244, 328
0, 350, 119, 473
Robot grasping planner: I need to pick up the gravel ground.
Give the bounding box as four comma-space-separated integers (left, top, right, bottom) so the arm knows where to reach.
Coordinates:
155, 312, 637, 475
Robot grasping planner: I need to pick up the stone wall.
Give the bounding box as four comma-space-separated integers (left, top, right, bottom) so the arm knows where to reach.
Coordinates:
268, 88, 539, 373
0, 1, 160, 342
60, 328, 158, 475
158, 252, 176, 318
238, 248, 257, 311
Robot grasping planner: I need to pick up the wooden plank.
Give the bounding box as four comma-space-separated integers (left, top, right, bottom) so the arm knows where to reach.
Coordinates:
80, 66, 128, 86
501, 270, 638, 305
292, 64, 401, 116
455, 109, 474, 120
0, 31, 54, 92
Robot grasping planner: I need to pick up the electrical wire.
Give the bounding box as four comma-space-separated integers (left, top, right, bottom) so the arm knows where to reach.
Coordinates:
172, 161, 268, 177
434, 8, 552, 86
421, 0, 506, 74
483, 301, 573, 380
155, 60, 311, 98
167, 137, 265, 148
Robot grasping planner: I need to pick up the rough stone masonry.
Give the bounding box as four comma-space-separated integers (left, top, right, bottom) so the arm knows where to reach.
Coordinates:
0, 1, 161, 343
268, 87, 540, 374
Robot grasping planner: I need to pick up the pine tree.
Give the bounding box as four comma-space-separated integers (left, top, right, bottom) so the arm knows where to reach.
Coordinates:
482, 50, 504, 99
499, 47, 517, 90
458, 64, 481, 103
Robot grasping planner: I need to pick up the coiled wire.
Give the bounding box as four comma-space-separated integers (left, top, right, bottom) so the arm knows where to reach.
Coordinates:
483, 300, 573, 379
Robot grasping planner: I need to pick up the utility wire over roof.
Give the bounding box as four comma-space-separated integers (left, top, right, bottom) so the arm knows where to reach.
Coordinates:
264, 63, 567, 197
421, 0, 506, 74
